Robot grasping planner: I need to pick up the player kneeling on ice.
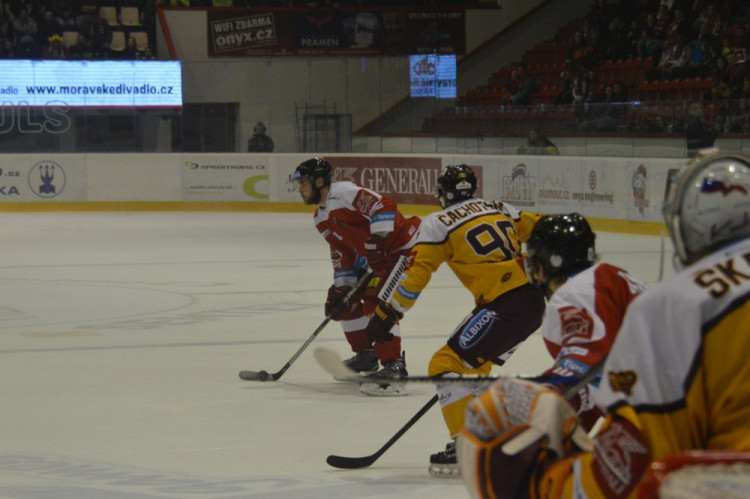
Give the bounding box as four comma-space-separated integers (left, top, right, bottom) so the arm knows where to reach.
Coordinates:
293, 157, 420, 396
458, 151, 750, 498
523, 213, 647, 432
365, 164, 546, 477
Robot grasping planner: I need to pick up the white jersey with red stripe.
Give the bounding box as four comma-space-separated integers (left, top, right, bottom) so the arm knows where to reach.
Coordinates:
541, 263, 648, 381
313, 181, 420, 286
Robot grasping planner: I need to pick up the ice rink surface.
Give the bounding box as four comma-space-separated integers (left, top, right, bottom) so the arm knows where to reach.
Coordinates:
0, 211, 671, 498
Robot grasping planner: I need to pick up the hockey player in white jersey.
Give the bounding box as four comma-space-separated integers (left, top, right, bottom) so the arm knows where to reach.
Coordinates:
523, 213, 647, 432
457, 151, 750, 498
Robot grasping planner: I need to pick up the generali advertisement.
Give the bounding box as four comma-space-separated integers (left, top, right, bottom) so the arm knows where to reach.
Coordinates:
0, 153, 686, 227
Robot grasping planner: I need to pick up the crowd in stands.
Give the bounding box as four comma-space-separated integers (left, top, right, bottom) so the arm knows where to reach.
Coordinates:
0, 1, 154, 60
564, 0, 749, 134
434, 0, 749, 139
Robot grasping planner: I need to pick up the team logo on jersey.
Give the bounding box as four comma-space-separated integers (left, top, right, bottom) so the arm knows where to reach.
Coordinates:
458, 309, 496, 349
367, 275, 381, 291
558, 306, 594, 342
356, 192, 378, 214
608, 370, 638, 396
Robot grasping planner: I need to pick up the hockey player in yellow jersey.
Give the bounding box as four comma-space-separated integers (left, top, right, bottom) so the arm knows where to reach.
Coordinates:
457, 151, 750, 498
364, 164, 546, 477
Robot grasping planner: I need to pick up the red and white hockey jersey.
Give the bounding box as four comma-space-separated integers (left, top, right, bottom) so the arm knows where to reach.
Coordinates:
313, 181, 420, 285
540, 263, 647, 426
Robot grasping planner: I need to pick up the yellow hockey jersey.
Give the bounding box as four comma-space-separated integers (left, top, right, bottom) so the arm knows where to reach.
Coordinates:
391, 198, 540, 311
541, 237, 750, 498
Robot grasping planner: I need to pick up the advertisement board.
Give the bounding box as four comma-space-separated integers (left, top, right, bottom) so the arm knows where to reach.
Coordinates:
206, 8, 464, 57
181, 155, 270, 202
0, 60, 182, 108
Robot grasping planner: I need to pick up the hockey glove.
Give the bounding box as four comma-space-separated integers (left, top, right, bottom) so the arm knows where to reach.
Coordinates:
366, 301, 402, 343
364, 235, 390, 271
457, 377, 592, 499
325, 285, 363, 321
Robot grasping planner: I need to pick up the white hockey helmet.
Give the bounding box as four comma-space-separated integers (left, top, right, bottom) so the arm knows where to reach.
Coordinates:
663, 150, 750, 266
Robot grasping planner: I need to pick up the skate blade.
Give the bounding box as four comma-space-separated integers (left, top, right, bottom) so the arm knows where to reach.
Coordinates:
428, 463, 461, 479
359, 381, 409, 396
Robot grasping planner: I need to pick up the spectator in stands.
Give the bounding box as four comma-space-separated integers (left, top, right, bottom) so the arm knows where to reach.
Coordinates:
247, 121, 274, 152
682, 101, 717, 156
613, 81, 628, 102
728, 74, 750, 133
578, 84, 619, 132
679, 21, 720, 78
728, 55, 747, 93
0, 8, 12, 42
665, 7, 691, 43
642, 3, 671, 61
67, 33, 89, 60
502, 65, 535, 107
657, 32, 690, 79
37, 10, 63, 50
711, 54, 731, 84
601, 14, 631, 60
81, 8, 112, 59
0, 38, 15, 59
554, 63, 575, 105
12, 6, 40, 58
46, 0, 77, 29
122, 36, 140, 60
692, 2, 726, 38
624, 18, 645, 60
140, 46, 156, 60
43, 34, 69, 59
517, 128, 559, 155
571, 65, 595, 123
566, 30, 596, 69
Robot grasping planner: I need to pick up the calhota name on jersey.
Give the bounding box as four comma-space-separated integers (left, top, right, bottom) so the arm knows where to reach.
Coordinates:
436, 200, 504, 227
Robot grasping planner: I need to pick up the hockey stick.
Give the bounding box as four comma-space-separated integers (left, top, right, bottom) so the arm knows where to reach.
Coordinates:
238, 269, 373, 382
323, 354, 607, 469
326, 394, 439, 469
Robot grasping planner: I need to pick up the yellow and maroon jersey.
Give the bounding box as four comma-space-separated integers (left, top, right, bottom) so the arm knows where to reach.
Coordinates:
540, 237, 750, 498
391, 198, 540, 311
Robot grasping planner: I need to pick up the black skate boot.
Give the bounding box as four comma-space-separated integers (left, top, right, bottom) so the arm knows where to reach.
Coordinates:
359, 354, 408, 396
429, 440, 460, 478
341, 350, 379, 377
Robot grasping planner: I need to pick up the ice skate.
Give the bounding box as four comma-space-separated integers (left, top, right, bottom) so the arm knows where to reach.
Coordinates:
429, 441, 460, 478
339, 350, 378, 380
359, 355, 408, 396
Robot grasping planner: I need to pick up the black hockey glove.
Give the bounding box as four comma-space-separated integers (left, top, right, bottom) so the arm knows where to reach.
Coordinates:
366, 301, 403, 344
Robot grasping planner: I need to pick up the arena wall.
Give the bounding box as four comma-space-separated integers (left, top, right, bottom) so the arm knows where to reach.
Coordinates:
0, 153, 679, 234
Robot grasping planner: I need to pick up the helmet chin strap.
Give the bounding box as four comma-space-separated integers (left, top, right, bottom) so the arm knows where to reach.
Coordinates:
311, 186, 322, 205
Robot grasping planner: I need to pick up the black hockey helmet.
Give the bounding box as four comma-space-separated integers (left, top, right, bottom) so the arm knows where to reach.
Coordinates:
436, 164, 477, 208
524, 213, 596, 288
293, 157, 332, 188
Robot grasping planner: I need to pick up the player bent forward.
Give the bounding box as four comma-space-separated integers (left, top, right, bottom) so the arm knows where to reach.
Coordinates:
366, 164, 546, 476
293, 158, 420, 395
523, 213, 647, 432
458, 151, 750, 498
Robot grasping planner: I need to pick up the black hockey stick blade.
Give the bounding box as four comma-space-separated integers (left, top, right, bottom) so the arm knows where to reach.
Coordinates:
326, 394, 439, 469
238, 369, 282, 382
